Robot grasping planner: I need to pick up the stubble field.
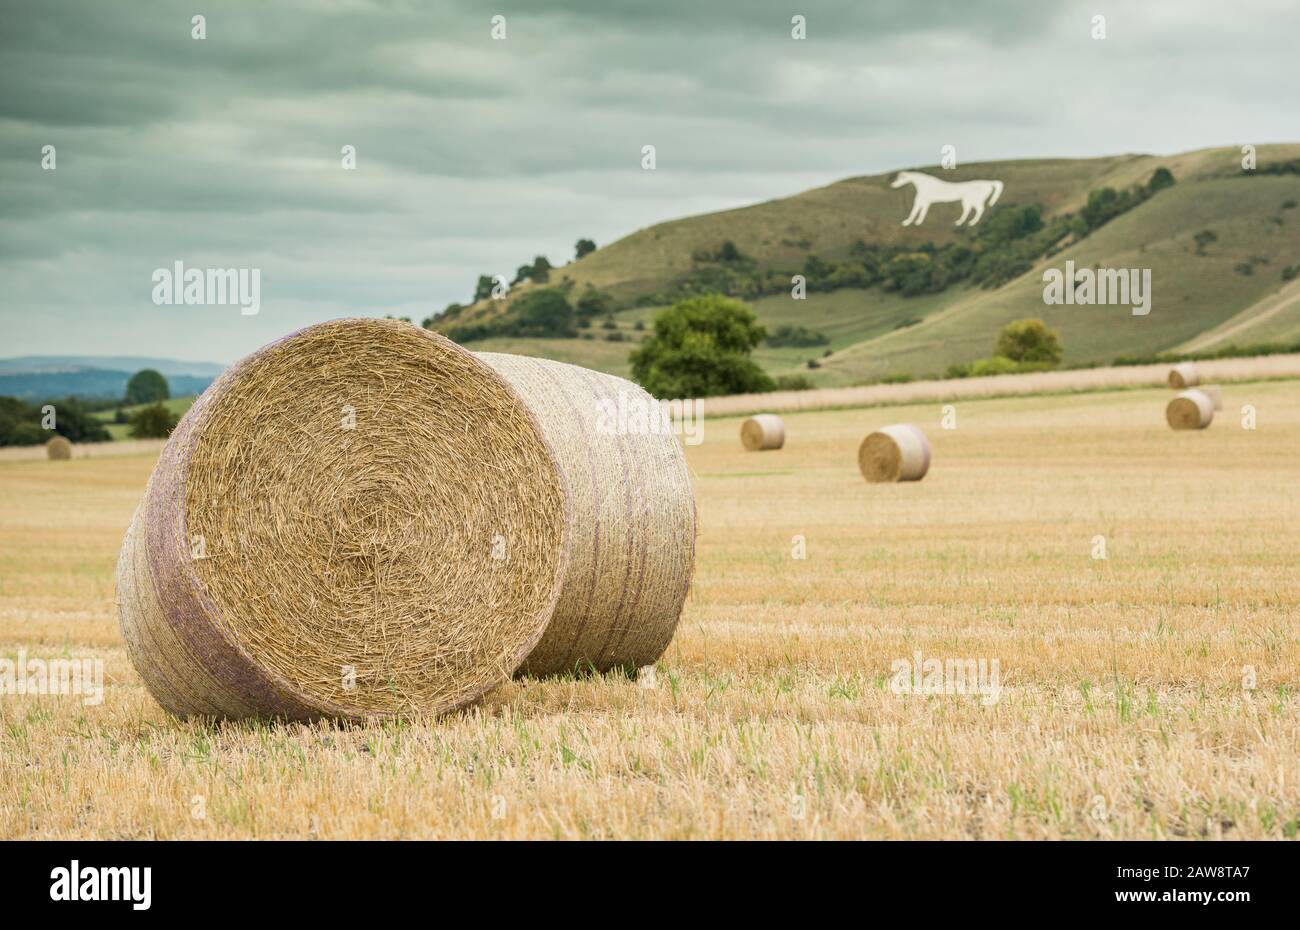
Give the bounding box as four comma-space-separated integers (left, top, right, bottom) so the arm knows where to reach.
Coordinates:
2, 380, 1297, 839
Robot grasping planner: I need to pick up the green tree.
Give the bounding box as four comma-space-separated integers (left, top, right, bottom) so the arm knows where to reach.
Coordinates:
1078, 187, 1121, 232
884, 252, 936, 296
1147, 166, 1175, 193
128, 402, 178, 439
0, 396, 112, 445
995, 318, 1063, 366
125, 369, 170, 405
575, 286, 614, 318
968, 356, 1023, 377
0, 396, 39, 446
48, 396, 111, 442
511, 256, 552, 285
630, 294, 775, 398
507, 288, 575, 337
575, 238, 597, 260
473, 275, 496, 302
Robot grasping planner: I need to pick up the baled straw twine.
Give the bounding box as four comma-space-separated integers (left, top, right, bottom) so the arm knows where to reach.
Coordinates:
740, 414, 785, 451
858, 424, 931, 483
1166, 389, 1214, 430
476, 353, 697, 677
117, 319, 571, 720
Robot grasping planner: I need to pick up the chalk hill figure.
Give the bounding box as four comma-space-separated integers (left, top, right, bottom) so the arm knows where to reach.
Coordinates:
891, 171, 1004, 226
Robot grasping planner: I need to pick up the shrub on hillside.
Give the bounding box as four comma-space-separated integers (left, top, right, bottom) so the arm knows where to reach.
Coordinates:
1147, 167, 1176, 193
576, 286, 614, 318
995, 318, 1063, 367
773, 374, 813, 391
968, 356, 1023, 377
766, 325, 829, 348
508, 288, 575, 337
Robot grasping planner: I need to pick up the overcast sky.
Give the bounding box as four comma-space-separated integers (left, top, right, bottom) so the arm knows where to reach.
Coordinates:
1, 0, 1296, 363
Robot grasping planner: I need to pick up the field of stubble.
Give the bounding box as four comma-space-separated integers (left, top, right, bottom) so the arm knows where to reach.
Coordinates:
2, 381, 1298, 839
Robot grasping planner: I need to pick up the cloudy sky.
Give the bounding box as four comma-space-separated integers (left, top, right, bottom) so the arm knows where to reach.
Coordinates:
2, 0, 1296, 363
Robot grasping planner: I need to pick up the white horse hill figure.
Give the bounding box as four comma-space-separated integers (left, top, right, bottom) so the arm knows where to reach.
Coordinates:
891, 171, 1004, 226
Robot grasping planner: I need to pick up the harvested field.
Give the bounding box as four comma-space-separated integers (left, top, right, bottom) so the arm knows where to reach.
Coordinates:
1, 380, 1297, 839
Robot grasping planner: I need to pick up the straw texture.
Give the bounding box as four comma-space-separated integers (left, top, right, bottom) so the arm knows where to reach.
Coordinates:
1168, 362, 1200, 389
116, 319, 571, 721
1166, 390, 1214, 430
858, 424, 931, 483
46, 436, 72, 460
476, 353, 697, 677
740, 414, 785, 451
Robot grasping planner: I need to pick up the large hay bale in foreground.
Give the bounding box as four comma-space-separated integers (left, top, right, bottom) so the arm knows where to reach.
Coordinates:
45, 435, 72, 460
117, 319, 571, 720
476, 353, 696, 677
1166, 389, 1214, 430
1168, 362, 1200, 389
858, 424, 931, 483
740, 414, 785, 451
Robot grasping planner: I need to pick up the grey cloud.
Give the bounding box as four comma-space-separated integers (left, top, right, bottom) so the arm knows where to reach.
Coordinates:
1, 0, 1297, 361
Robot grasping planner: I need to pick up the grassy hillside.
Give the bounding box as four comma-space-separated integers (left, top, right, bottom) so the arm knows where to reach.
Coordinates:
1176, 275, 1300, 351
821, 175, 1300, 383
431, 143, 1300, 387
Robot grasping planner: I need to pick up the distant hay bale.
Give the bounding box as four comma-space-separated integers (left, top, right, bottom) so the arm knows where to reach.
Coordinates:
1168, 362, 1200, 389
45, 436, 72, 460
1166, 389, 1214, 430
476, 353, 696, 677
116, 319, 571, 721
858, 424, 931, 483
1197, 384, 1224, 410
740, 414, 785, 451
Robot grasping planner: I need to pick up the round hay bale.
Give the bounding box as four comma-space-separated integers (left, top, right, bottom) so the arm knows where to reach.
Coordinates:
45, 435, 72, 460
740, 414, 785, 451
1168, 362, 1200, 389
1166, 389, 1214, 430
475, 353, 696, 677
116, 319, 571, 720
858, 424, 931, 483
1197, 384, 1224, 411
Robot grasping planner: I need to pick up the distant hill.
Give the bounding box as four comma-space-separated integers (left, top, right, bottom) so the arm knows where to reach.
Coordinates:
0, 365, 215, 401
0, 356, 225, 377
431, 143, 1300, 385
